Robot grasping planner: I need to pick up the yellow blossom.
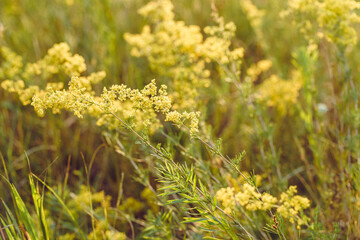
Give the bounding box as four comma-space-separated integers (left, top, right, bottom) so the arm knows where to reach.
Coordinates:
138, 0, 174, 21
255, 74, 302, 115
0, 47, 23, 79
1, 42, 200, 135
124, 0, 243, 110
240, 0, 265, 28
277, 186, 310, 228
284, 0, 360, 46
216, 183, 310, 228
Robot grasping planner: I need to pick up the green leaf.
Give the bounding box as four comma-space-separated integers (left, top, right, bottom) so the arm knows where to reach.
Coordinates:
192, 174, 197, 193
29, 175, 49, 240
9, 183, 40, 240
212, 196, 217, 212
2, 202, 21, 238
158, 185, 178, 191
197, 226, 217, 232
158, 190, 181, 197
182, 217, 208, 224
32, 174, 87, 240
165, 199, 188, 205
0, 216, 15, 240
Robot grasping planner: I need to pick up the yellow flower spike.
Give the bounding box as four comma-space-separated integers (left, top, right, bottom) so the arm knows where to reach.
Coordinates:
1, 79, 25, 93
138, 0, 174, 21
0, 46, 23, 79
285, 0, 360, 46
255, 74, 302, 116
216, 183, 310, 227
1, 46, 200, 134
125, 0, 243, 110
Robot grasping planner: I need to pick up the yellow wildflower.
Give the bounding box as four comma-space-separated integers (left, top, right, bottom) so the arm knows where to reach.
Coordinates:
284, 0, 360, 46
0, 47, 23, 79
216, 184, 310, 228
124, 0, 243, 110
255, 74, 302, 115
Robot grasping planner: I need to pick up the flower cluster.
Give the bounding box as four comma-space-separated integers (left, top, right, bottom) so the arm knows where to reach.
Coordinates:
255, 74, 303, 115
137, 0, 174, 22
276, 186, 310, 229
0, 42, 88, 85
0, 46, 23, 79
0, 43, 200, 135
240, 0, 265, 29
246, 59, 272, 81
124, 0, 244, 110
24, 42, 86, 79
216, 184, 277, 215
57, 185, 126, 240
216, 184, 310, 229
201, 12, 244, 65
283, 0, 360, 46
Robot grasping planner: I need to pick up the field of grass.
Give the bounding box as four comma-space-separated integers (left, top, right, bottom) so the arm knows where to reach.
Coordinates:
1, 0, 360, 239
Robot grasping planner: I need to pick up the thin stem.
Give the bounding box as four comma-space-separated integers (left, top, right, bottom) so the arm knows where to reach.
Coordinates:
108, 112, 254, 238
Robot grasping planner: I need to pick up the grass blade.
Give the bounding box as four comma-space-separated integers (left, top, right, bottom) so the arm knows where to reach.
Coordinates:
31, 173, 87, 240
9, 183, 39, 240
29, 174, 49, 240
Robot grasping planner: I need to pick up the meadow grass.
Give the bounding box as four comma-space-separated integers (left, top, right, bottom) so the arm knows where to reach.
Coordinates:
1, 0, 360, 239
